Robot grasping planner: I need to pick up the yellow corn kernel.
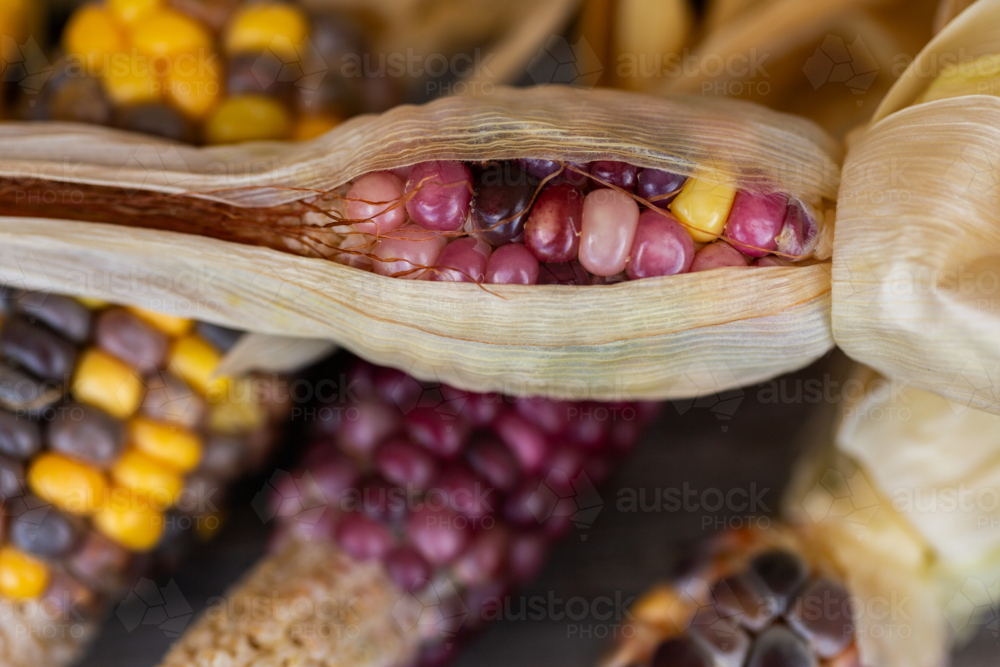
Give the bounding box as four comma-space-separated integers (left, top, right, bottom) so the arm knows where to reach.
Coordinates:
62, 5, 127, 74
224, 3, 309, 60
129, 417, 202, 472
127, 306, 193, 336
73, 349, 145, 419
109, 0, 165, 25
169, 334, 229, 397
631, 584, 694, 633
208, 393, 267, 435
670, 177, 737, 243
0, 547, 50, 599
112, 450, 184, 509
292, 114, 342, 141
164, 57, 221, 120
131, 8, 212, 58
76, 296, 109, 309
204, 94, 292, 145
94, 490, 165, 551
28, 454, 109, 515
102, 52, 162, 105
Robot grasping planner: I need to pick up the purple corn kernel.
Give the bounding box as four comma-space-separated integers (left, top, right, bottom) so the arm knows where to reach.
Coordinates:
404, 161, 474, 232
537, 261, 590, 286
627, 210, 696, 279
775, 200, 818, 258
724, 192, 788, 258
588, 161, 640, 193
523, 183, 585, 263
637, 168, 686, 208
335, 514, 395, 562
471, 163, 537, 246
485, 243, 540, 285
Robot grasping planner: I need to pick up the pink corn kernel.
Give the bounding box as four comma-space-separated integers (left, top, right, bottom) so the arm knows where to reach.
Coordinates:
690, 242, 750, 273
485, 243, 540, 285
373, 223, 448, 279
724, 191, 788, 258
626, 209, 695, 279
431, 237, 491, 282
346, 171, 407, 236
579, 188, 640, 276
524, 183, 585, 263
404, 161, 474, 232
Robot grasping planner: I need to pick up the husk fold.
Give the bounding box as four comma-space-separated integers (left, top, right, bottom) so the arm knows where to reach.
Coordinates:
0, 86, 839, 399
834, 0, 1000, 414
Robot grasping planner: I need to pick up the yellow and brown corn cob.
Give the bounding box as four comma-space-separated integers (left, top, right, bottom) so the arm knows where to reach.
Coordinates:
0, 286, 290, 667
23, 0, 398, 143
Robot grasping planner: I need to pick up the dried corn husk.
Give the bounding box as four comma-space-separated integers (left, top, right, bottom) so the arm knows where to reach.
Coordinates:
662, 0, 938, 138
834, 0, 1000, 414
0, 86, 839, 399
302, 0, 580, 92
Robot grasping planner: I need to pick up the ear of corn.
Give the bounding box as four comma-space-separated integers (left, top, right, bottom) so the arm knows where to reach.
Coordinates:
0, 288, 288, 667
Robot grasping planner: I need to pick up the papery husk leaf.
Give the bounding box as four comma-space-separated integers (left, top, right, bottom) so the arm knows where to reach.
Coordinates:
218, 333, 336, 377
662, 0, 937, 138
934, 0, 978, 33
0, 87, 839, 399
158, 539, 420, 667
833, 95, 1000, 413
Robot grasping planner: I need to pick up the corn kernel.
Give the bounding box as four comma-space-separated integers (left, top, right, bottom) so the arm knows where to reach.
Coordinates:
73, 349, 145, 419
109, 0, 165, 25
131, 8, 212, 58
208, 389, 267, 435
292, 114, 342, 141
169, 334, 229, 397
28, 454, 109, 515
165, 57, 221, 120
670, 177, 737, 243
112, 450, 184, 509
102, 52, 162, 105
129, 417, 202, 472
62, 5, 127, 74
224, 3, 309, 60
127, 306, 193, 336
94, 490, 165, 551
76, 296, 109, 309
204, 94, 292, 144
0, 547, 50, 599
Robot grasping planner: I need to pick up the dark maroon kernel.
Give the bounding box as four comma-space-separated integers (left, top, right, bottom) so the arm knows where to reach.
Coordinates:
195, 322, 243, 353
0, 410, 41, 460
786, 579, 855, 658
471, 163, 538, 246
466, 435, 519, 493
356, 475, 407, 524
711, 574, 775, 631
513, 398, 569, 435
335, 513, 395, 562
651, 636, 712, 667
68, 530, 134, 593
141, 372, 206, 429
746, 626, 818, 667
0, 317, 77, 381
493, 411, 549, 474
537, 261, 590, 286
375, 437, 438, 489
338, 400, 401, 456
385, 545, 432, 592
10, 504, 82, 558
638, 168, 687, 208
516, 159, 590, 187
405, 407, 471, 459
507, 531, 548, 583
688, 607, 751, 666
406, 506, 470, 566
47, 403, 126, 468
503, 480, 554, 528
523, 183, 584, 263
0, 365, 56, 413
454, 526, 509, 587
12, 291, 92, 342
43, 570, 102, 621
95, 308, 169, 373
589, 161, 639, 193
113, 103, 199, 144
226, 52, 297, 99
435, 464, 494, 521
750, 549, 810, 614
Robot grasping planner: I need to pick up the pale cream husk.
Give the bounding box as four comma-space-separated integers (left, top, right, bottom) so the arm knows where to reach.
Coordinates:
834, 0, 1000, 414
0, 87, 838, 400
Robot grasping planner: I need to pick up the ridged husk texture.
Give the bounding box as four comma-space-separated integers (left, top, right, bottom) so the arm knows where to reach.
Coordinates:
834, 0, 1000, 414
0, 86, 840, 399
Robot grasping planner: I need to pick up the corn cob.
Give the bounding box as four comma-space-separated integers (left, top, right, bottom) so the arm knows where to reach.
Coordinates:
320, 159, 820, 284
158, 357, 658, 667
0, 287, 289, 667
25, 0, 393, 143
605, 527, 863, 667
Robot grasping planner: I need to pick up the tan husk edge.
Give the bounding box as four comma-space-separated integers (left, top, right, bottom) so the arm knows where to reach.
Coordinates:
0, 86, 839, 400
834, 0, 1000, 413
